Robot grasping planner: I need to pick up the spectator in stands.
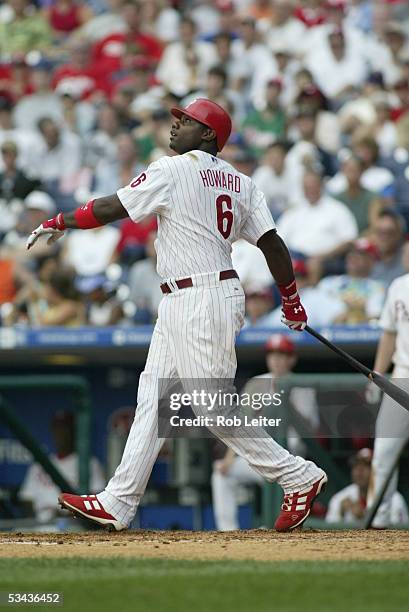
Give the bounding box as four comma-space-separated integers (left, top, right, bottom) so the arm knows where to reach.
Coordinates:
244, 286, 277, 328
285, 107, 336, 202
370, 209, 406, 288
93, 0, 163, 76
213, 31, 249, 92
53, 37, 112, 101
19, 411, 105, 524
93, 132, 143, 194
326, 448, 408, 525
63, 222, 120, 277
266, 257, 345, 327
2, 190, 57, 263
0, 0, 52, 56
251, 141, 293, 217
78, 0, 125, 42
139, 0, 180, 44
77, 274, 123, 326
277, 168, 358, 264
232, 16, 276, 107
45, 0, 93, 39
13, 57, 63, 131
30, 266, 85, 326
231, 239, 272, 295
0, 141, 41, 236
35, 117, 83, 208
263, 0, 306, 56
128, 230, 162, 322
182, 64, 243, 124
0, 95, 41, 173
332, 154, 382, 234
156, 15, 217, 97
328, 137, 394, 195
86, 104, 121, 168
304, 26, 368, 104
212, 334, 320, 531
318, 238, 385, 325
242, 79, 286, 157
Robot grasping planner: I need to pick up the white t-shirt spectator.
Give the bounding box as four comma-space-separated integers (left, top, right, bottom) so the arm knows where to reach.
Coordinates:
156, 41, 218, 97
277, 195, 359, 256
231, 239, 272, 293
64, 226, 120, 276
252, 161, 294, 215
33, 130, 83, 184
264, 18, 306, 56
318, 274, 385, 321
326, 483, 408, 525
378, 274, 409, 368
304, 35, 368, 99
265, 286, 345, 328
327, 165, 394, 196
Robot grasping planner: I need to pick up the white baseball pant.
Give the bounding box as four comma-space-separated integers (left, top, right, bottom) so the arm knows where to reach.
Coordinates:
368, 365, 409, 528
98, 272, 323, 527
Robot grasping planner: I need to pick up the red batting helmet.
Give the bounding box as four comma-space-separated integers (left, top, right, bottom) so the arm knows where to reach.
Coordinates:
171, 98, 232, 151
265, 334, 295, 355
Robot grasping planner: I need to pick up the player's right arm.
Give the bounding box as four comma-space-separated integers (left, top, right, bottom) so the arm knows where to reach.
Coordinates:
373, 331, 396, 375
373, 279, 398, 374
26, 194, 128, 250
27, 162, 169, 250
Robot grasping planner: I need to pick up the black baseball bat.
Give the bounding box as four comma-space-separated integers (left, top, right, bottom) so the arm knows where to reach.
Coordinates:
304, 325, 409, 413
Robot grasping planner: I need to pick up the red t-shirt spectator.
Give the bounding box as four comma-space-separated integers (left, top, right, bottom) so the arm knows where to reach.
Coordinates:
47, 0, 92, 35
294, 5, 326, 27
52, 62, 112, 100
116, 216, 157, 255
93, 32, 163, 76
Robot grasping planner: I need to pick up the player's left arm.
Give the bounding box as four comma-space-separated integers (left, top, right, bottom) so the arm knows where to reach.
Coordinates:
26, 194, 128, 250
257, 229, 307, 331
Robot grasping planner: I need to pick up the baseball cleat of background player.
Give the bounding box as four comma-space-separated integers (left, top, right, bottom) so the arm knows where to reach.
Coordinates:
58, 493, 127, 531
274, 472, 328, 532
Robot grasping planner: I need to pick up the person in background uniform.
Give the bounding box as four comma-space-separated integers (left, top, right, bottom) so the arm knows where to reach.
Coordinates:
19, 411, 105, 524
212, 334, 320, 531
366, 249, 409, 527
326, 448, 408, 525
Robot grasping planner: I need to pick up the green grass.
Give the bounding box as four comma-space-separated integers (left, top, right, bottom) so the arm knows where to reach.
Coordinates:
1, 558, 408, 612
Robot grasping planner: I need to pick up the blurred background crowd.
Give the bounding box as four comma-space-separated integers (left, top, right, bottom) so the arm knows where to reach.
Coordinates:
1, 0, 409, 329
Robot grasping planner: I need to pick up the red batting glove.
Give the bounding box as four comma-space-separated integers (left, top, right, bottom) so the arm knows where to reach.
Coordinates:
26, 213, 66, 250
278, 279, 307, 331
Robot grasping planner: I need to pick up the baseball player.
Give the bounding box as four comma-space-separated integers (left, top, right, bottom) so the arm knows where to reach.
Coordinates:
366, 247, 409, 527
212, 334, 320, 531
27, 98, 327, 532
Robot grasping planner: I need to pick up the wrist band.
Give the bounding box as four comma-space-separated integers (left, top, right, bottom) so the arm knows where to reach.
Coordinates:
73, 199, 103, 229
278, 279, 298, 301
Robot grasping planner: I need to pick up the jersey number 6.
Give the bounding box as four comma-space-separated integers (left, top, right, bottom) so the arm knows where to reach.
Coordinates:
216, 194, 233, 239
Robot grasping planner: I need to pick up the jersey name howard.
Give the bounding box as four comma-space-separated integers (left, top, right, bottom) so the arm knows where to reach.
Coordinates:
199, 169, 241, 193
116, 150, 275, 279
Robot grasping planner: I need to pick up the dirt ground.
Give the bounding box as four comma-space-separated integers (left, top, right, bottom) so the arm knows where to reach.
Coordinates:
1, 530, 409, 561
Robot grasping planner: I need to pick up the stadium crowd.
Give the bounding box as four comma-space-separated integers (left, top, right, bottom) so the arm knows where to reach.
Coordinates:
0, 0, 409, 328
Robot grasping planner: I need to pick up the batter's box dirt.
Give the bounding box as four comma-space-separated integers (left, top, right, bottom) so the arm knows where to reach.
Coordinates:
1, 530, 409, 561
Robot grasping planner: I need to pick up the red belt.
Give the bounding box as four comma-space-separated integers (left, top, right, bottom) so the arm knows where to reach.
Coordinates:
160, 269, 239, 294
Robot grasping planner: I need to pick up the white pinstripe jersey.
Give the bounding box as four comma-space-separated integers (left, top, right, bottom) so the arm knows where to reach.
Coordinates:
117, 150, 275, 279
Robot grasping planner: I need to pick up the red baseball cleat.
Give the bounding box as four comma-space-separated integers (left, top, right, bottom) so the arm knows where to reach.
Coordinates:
274, 473, 328, 532
58, 493, 127, 531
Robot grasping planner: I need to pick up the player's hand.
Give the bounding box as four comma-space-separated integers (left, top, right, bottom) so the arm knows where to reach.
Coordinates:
26, 215, 66, 250
281, 294, 307, 331
365, 380, 382, 404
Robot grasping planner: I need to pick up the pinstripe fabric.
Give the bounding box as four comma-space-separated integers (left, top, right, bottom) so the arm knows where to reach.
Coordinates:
97, 151, 323, 527
98, 276, 322, 526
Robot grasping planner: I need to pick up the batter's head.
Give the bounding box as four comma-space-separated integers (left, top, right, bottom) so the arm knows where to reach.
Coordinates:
170, 98, 232, 154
